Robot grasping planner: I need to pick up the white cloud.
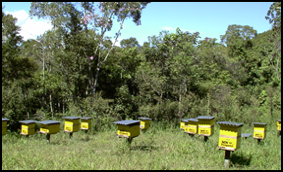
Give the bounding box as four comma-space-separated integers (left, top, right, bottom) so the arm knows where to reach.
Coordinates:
160, 26, 200, 34
161, 26, 175, 31
180, 28, 197, 33
5, 10, 53, 41
112, 37, 122, 47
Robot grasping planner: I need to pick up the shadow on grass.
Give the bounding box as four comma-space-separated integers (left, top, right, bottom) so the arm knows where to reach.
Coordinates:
231, 153, 252, 167
50, 140, 61, 145
131, 145, 159, 151
80, 135, 91, 142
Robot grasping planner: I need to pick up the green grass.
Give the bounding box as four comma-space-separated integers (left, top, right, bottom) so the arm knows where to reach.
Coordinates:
2, 122, 281, 170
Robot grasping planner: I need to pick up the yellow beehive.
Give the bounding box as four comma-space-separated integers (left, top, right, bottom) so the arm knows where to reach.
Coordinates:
217, 121, 244, 151
138, 117, 151, 130
81, 117, 92, 131
37, 120, 60, 134
63, 116, 80, 133
197, 116, 215, 136
113, 120, 140, 138
184, 118, 198, 134
253, 122, 267, 140
2, 118, 9, 135
19, 120, 37, 136
277, 119, 281, 131
180, 119, 189, 130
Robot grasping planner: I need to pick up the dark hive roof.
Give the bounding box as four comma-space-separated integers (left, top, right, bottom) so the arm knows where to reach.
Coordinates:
217, 121, 244, 127
197, 116, 215, 120
19, 120, 37, 124
180, 119, 189, 122
37, 120, 60, 125
241, 133, 252, 138
188, 118, 198, 122
80, 117, 92, 120
138, 117, 151, 120
63, 116, 80, 120
253, 122, 267, 126
2, 118, 9, 121
113, 120, 140, 125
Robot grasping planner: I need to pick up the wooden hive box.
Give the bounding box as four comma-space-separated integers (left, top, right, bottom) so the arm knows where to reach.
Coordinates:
80, 117, 92, 131
197, 116, 215, 136
113, 120, 140, 138
184, 118, 198, 134
63, 116, 80, 133
180, 119, 189, 130
2, 118, 9, 135
253, 122, 267, 140
277, 119, 281, 131
138, 117, 151, 130
19, 120, 37, 136
217, 121, 244, 151
37, 120, 61, 134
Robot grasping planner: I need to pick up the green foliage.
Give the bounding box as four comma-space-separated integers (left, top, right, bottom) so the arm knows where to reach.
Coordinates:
2, 3, 281, 137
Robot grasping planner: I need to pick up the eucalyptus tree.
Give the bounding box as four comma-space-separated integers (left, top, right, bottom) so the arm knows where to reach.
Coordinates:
30, 2, 150, 126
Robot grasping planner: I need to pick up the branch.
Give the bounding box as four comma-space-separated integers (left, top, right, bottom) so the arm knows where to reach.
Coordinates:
99, 15, 127, 68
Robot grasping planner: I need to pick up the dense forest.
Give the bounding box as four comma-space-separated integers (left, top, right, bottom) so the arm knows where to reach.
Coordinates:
2, 2, 281, 131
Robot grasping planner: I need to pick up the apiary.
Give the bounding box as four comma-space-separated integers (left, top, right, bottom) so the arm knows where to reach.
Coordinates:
138, 117, 151, 130
217, 121, 244, 151
180, 119, 189, 130
19, 120, 37, 136
277, 119, 281, 136
63, 116, 80, 133
2, 118, 9, 135
37, 120, 60, 134
184, 118, 198, 135
197, 116, 215, 141
81, 117, 92, 132
253, 122, 267, 140
113, 120, 140, 138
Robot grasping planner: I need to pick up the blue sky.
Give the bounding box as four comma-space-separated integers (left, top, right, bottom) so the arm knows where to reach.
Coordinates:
2, 2, 274, 46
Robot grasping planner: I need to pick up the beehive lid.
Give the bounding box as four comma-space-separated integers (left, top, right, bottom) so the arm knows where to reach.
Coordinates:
138, 117, 151, 120
19, 120, 37, 124
180, 119, 189, 122
188, 118, 198, 122
2, 118, 10, 121
241, 133, 252, 138
277, 119, 281, 122
113, 120, 140, 126
80, 117, 92, 120
217, 121, 244, 127
37, 120, 60, 125
63, 116, 80, 120
253, 122, 267, 126
197, 116, 215, 120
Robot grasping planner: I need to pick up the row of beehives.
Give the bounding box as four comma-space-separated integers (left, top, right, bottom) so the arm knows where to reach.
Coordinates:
2, 117, 93, 136
179, 116, 281, 151
1, 116, 152, 138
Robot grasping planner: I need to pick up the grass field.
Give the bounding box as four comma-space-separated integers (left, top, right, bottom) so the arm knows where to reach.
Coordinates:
2, 121, 281, 170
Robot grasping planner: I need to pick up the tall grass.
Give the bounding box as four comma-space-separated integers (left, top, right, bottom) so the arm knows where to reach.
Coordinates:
2, 119, 281, 170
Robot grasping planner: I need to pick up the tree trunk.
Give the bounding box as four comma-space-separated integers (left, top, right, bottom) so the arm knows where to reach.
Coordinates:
50, 94, 54, 118
43, 52, 45, 116
93, 66, 100, 97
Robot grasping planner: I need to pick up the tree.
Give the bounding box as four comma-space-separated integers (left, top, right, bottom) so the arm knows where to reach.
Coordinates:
220, 24, 257, 59
2, 7, 37, 129
29, 2, 150, 127
120, 37, 140, 49
265, 2, 281, 84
